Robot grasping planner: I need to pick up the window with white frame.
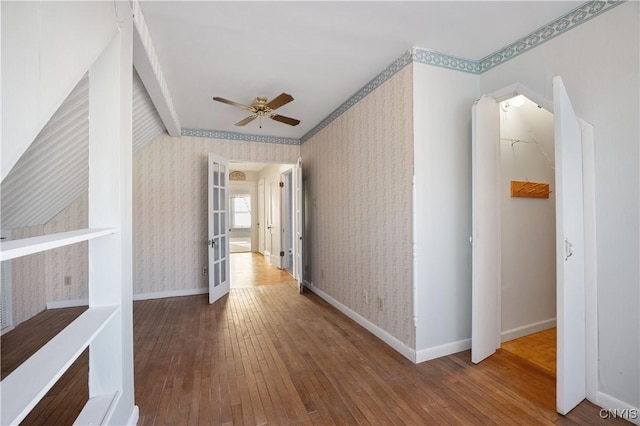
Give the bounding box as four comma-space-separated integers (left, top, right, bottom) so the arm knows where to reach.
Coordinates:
230, 194, 251, 229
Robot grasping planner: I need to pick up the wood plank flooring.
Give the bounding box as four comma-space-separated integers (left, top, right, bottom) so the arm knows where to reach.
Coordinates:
1, 306, 89, 425
501, 328, 556, 377
1, 255, 625, 425
230, 252, 295, 288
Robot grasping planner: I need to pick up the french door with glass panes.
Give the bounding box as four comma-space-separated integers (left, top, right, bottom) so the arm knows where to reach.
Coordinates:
208, 153, 230, 304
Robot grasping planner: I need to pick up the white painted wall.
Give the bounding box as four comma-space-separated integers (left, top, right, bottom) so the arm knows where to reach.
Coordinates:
499, 99, 556, 339
480, 1, 639, 410
1, 1, 118, 180
413, 63, 478, 360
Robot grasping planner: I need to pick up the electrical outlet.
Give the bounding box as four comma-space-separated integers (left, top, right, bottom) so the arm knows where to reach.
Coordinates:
64, 276, 72, 286
202, 267, 208, 276
377, 297, 384, 311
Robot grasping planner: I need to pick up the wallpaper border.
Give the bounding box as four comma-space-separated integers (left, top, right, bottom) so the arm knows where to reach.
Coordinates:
301, 0, 623, 143
181, 128, 301, 145
180, 1, 623, 146
300, 50, 413, 143
477, 0, 624, 73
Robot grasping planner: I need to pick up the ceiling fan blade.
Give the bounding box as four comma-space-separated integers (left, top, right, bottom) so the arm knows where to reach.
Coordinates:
235, 115, 257, 126
270, 114, 300, 126
213, 97, 250, 110
265, 93, 294, 110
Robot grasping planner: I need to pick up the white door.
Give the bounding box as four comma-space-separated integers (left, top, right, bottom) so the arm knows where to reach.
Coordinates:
258, 179, 265, 254
208, 153, 230, 304
554, 76, 586, 415
280, 171, 293, 270
269, 179, 283, 268
294, 158, 304, 293
471, 95, 501, 364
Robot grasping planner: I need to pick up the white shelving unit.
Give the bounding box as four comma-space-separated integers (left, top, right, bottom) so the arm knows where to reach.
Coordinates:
0, 3, 136, 424
0, 306, 120, 425
0, 228, 117, 261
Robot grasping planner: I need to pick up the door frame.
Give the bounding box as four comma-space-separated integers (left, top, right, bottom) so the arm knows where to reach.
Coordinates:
481, 82, 598, 402
268, 178, 283, 268
257, 178, 266, 255
280, 169, 294, 271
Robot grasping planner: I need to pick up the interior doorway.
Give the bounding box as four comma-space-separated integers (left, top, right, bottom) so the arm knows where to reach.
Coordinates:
227, 161, 296, 288
497, 94, 556, 368
472, 79, 598, 414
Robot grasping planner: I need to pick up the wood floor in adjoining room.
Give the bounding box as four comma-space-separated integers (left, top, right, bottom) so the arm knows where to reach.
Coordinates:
1, 265, 624, 425
230, 252, 295, 288
501, 328, 556, 377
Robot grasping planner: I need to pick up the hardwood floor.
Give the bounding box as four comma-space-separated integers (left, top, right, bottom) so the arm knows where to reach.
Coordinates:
230, 252, 295, 288
1, 307, 89, 425
2, 259, 625, 425
501, 328, 556, 377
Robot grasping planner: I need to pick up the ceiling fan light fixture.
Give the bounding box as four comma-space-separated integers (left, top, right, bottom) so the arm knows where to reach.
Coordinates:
213, 93, 300, 128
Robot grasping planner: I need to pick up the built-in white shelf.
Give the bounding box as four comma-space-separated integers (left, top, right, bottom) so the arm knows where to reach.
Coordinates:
0, 306, 120, 426
0, 228, 117, 261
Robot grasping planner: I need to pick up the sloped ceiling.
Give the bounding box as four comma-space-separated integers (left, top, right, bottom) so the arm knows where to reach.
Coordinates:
133, 69, 166, 153
1, 75, 89, 230
1, 69, 166, 230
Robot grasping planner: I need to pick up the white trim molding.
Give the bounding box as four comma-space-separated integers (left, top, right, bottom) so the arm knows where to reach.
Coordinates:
126, 405, 140, 426
500, 318, 557, 343
133, 287, 208, 301
597, 392, 640, 425
416, 339, 472, 364
303, 281, 416, 363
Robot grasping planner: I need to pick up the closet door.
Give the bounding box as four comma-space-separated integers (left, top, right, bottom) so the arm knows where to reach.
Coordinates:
554, 76, 586, 415
471, 95, 501, 364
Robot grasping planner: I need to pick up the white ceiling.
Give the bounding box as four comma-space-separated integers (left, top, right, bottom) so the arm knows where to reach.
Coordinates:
139, 1, 582, 140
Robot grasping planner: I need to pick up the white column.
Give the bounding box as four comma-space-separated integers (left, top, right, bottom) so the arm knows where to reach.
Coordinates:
87, 4, 135, 423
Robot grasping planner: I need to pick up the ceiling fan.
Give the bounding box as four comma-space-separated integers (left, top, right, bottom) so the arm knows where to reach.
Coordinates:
212, 93, 301, 128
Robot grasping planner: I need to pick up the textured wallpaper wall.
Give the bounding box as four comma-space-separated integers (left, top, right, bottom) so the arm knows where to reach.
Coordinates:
9, 194, 89, 325
300, 65, 415, 347
133, 134, 300, 295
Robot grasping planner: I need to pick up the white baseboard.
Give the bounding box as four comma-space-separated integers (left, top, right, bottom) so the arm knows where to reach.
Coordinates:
133, 287, 208, 301
127, 405, 140, 426
416, 339, 471, 363
303, 281, 416, 362
47, 299, 89, 309
501, 318, 556, 343
597, 391, 640, 425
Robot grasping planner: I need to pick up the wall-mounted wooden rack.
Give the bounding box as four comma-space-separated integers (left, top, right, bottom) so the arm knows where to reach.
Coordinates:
510, 180, 551, 199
